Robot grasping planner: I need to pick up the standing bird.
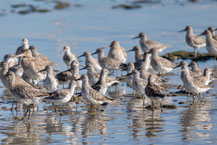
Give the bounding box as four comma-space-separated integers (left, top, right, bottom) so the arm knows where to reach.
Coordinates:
208, 26, 217, 41
29, 45, 57, 66
77, 74, 113, 105
188, 61, 203, 76
43, 80, 77, 111
92, 48, 122, 73
16, 38, 29, 55
148, 49, 177, 75
104, 41, 127, 63
127, 46, 143, 62
39, 65, 59, 91
133, 32, 170, 53
55, 60, 78, 88
5, 71, 49, 120
179, 26, 206, 58
3, 54, 18, 67
63, 45, 78, 69
78, 51, 102, 72
145, 74, 165, 111
200, 30, 217, 60
15, 49, 47, 84
176, 61, 211, 100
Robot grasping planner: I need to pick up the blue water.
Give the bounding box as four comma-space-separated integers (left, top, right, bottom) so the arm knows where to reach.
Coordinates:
0, 0, 217, 144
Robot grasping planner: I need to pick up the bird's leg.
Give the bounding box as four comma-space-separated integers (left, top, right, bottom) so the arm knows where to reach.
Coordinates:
52, 103, 57, 112
160, 101, 163, 113
194, 48, 197, 58
10, 99, 15, 113
197, 48, 200, 56
151, 100, 154, 111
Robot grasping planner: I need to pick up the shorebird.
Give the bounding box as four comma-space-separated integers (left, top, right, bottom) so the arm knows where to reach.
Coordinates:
77, 74, 113, 105
0, 61, 24, 89
179, 26, 206, 58
194, 68, 213, 85
29, 45, 57, 66
15, 49, 47, 84
148, 49, 177, 75
200, 29, 217, 58
4, 54, 18, 67
5, 71, 49, 120
127, 69, 147, 95
133, 32, 170, 53
105, 41, 127, 64
16, 38, 29, 55
43, 80, 77, 111
63, 45, 78, 69
55, 60, 78, 88
39, 65, 59, 91
72, 65, 82, 90
127, 46, 143, 62
176, 61, 211, 99
139, 64, 163, 85
78, 51, 102, 72
124, 62, 135, 87
145, 74, 165, 111
208, 26, 217, 41
188, 61, 203, 76
80, 63, 100, 86
91, 48, 122, 73
92, 69, 111, 95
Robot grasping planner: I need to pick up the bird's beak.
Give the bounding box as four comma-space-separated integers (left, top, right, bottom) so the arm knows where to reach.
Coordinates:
125, 73, 132, 76
127, 49, 134, 52
76, 77, 81, 81
132, 35, 140, 40
91, 51, 97, 55
199, 31, 205, 36
102, 46, 110, 49
143, 51, 151, 55
174, 63, 181, 69
80, 66, 87, 71
15, 53, 24, 58
38, 68, 46, 73
179, 28, 187, 33
215, 28, 217, 31
78, 54, 85, 58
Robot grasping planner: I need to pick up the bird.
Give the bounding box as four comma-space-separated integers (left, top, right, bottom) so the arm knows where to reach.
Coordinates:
91, 48, 122, 72
77, 74, 113, 105
15, 49, 47, 84
43, 79, 77, 111
39, 65, 59, 91
80, 63, 100, 86
106, 41, 127, 64
194, 68, 213, 85
127, 46, 143, 62
200, 29, 217, 58
16, 38, 29, 55
208, 26, 217, 41
148, 49, 177, 75
133, 32, 170, 53
55, 60, 78, 88
3, 54, 18, 67
92, 68, 111, 95
78, 51, 102, 72
179, 26, 206, 58
124, 62, 135, 87
127, 69, 147, 95
188, 61, 203, 76
63, 45, 78, 69
29, 45, 57, 66
5, 71, 49, 120
145, 74, 165, 111
176, 61, 211, 100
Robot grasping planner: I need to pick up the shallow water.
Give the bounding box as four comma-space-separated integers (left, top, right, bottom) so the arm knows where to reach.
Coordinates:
0, 0, 217, 144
